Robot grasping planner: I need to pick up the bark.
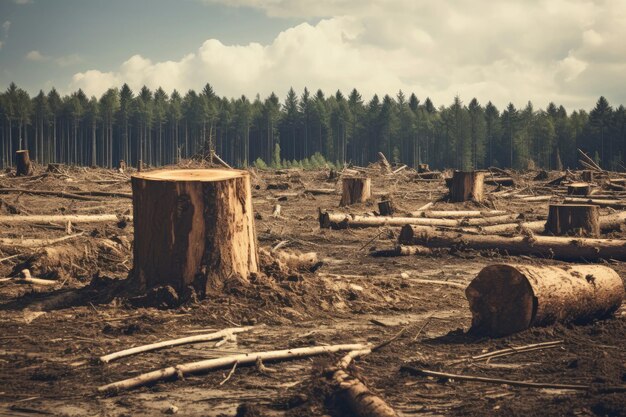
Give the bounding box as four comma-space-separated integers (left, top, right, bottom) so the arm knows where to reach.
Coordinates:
448, 171, 485, 202
465, 264, 624, 336
15, 150, 33, 177
545, 204, 600, 237
131, 169, 258, 295
398, 225, 626, 260
340, 177, 371, 206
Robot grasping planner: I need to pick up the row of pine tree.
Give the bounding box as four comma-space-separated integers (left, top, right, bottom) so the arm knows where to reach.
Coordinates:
0, 82, 624, 171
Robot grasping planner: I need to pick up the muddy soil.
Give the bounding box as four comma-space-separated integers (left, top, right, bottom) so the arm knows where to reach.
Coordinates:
0, 164, 624, 417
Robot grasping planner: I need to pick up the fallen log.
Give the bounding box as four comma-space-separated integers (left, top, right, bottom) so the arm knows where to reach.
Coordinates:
0, 233, 84, 248
485, 177, 515, 186
0, 188, 102, 201
100, 327, 255, 363
98, 343, 366, 393
475, 211, 626, 235
370, 245, 433, 257
466, 264, 624, 336
563, 197, 626, 208
398, 225, 626, 260
0, 214, 127, 224
409, 210, 507, 218
332, 349, 398, 417
320, 212, 518, 229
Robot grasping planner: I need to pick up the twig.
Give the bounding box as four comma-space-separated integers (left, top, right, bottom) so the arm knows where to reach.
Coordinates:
219, 361, 238, 385
401, 367, 626, 393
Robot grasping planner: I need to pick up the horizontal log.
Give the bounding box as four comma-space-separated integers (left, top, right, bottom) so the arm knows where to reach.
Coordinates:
0, 214, 128, 224
320, 212, 518, 229
370, 245, 434, 257
563, 197, 626, 208
398, 225, 626, 260
408, 210, 507, 218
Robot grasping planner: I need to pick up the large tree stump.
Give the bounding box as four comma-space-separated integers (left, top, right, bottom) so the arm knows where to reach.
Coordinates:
340, 177, 371, 206
131, 169, 258, 295
567, 182, 592, 196
545, 204, 600, 237
465, 264, 624, 336
16, 150, 33, 176
448, 171, 485, 203
581, 170, 594, 182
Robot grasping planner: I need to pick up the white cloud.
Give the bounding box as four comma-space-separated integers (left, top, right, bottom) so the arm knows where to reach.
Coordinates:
2, 21, 10, 37
72, 0, 626, 109
25, 50, 49, 61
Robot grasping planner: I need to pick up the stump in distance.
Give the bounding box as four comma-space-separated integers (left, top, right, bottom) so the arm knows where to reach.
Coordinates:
16, 150, 33, 176
340, 177, 371, 206
448, 171, 485, 203
545, 204, 600, 237
131, 169, 259, 296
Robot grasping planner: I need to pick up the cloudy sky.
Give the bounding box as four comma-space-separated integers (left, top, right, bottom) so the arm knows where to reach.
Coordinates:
1, 0, 624, 110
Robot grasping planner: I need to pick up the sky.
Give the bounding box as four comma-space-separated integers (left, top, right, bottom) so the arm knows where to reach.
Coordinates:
1, 0, 625, 110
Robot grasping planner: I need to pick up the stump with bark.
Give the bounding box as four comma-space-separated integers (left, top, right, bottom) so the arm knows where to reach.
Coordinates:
340, 177, 371, 206
16, 150, 33, 177
545, 204, 600, 237
448, 171, 485, 203
378, 200, 395, 216
567, 182, 592, 196
418, 164, 430, 173
131, 169, 258, 295
581, 171, 594, 182
465, 264, 624, 336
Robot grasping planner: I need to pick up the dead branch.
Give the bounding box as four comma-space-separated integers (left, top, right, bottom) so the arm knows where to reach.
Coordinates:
99, 326, 256, 363
98, 343, 366, 393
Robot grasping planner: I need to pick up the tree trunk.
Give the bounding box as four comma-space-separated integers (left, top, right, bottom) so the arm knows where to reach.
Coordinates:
340, 177, 371, 206
15, 150, 33, 176
131, 169, 259, 296
545, 204, 600, 237
398, 225, 626, 261
567, 182, 592, 196
465, 264, 624, 336
448, 171, 485, 202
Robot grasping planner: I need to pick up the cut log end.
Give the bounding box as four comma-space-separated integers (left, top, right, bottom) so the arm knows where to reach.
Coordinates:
466, 264, 624, 337
465, 265, 536, 337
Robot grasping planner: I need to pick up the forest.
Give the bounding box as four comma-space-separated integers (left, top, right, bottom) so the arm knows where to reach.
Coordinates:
0, 82, 624, 171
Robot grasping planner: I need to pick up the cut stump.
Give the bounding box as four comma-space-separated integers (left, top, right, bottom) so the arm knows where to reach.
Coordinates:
567, 182, 592, 196
378, 200, 395, 216
340, 177, 371, 206
16, 150, 33, 177
465, 264, 624, 336
448, 171, 485, 203
545, 204, 600, 237
131, 169, 258, 295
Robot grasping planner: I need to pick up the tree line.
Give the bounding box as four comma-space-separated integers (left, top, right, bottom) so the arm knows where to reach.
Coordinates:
1, 82, 624, 171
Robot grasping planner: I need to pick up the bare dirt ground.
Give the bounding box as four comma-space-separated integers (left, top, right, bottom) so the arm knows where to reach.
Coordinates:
0, 164, 624, 417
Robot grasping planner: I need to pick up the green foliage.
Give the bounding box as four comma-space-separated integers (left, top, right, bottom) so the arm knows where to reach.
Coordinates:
253, 157, 268, 169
